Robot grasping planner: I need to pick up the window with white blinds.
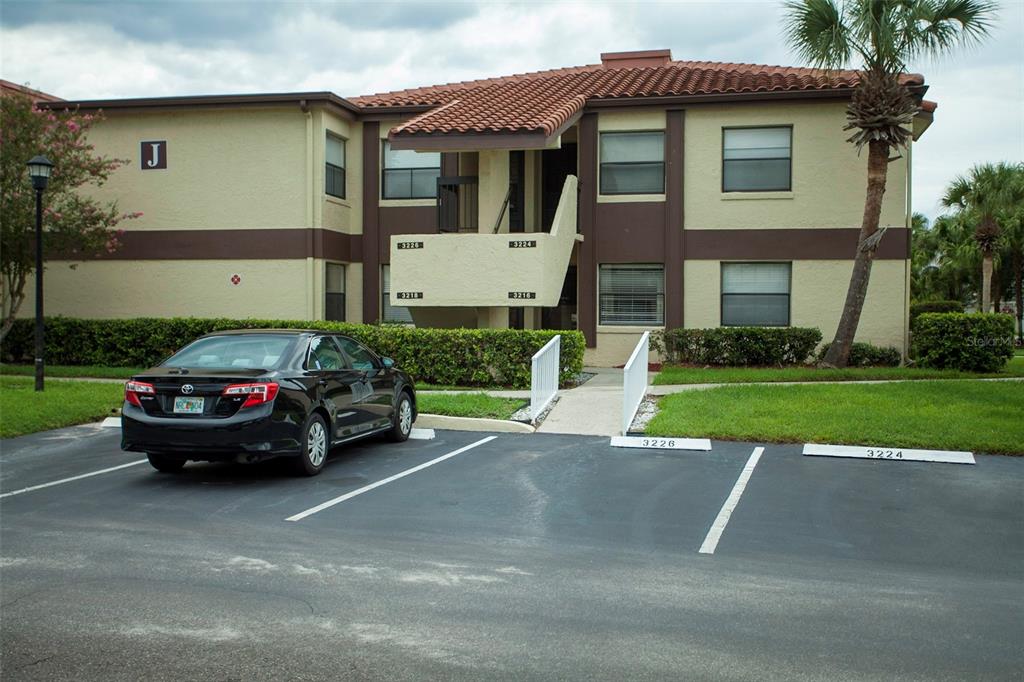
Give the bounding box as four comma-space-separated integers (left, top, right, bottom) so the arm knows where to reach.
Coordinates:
381, 265, 414, 324
599, 132, 665, 195
382, 142, 441, 199
325, 134, 346, 199
325, 263, 345, 321
722, 127, 792, 192
721, 262, 791, 326
599, 264, 665, 325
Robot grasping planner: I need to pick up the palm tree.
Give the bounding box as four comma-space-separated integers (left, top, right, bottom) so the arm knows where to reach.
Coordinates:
941, 162, 1024, 312
784, 0, 996, 366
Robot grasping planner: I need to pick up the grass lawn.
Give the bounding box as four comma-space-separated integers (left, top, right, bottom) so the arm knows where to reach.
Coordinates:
654, 355, 1024, 385
417, 392, 525, 420
0, 375, 124, 438
0, 364, 141, 379
646, 380, 1024, 455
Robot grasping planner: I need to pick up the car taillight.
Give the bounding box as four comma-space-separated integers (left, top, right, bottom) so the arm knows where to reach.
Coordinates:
125, 380, 155, 407
222, 382, 280, 409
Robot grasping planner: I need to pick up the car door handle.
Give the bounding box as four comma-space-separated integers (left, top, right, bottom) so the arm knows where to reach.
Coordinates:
318, 378, 329, 386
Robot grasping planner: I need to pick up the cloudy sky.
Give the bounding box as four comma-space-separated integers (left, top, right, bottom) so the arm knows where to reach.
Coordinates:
2, 0, 1021, 219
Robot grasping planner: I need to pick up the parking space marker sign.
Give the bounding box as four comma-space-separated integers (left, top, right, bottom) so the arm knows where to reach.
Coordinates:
802, 443, 975, 465
609, 436, 711, 451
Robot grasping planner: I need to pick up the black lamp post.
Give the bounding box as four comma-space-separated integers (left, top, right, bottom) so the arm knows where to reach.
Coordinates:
27, 155, 54, 392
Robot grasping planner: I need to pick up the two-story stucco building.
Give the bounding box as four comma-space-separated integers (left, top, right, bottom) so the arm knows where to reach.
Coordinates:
22, 49, 935, 365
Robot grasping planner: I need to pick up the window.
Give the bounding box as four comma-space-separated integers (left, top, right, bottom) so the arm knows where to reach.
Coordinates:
326, 134, 346, 199
721, 262, 791, 326
325, 263, 345, 322
722, 127, 792, 192
381, 265, 414, 324
164, 334, 294, 370
599, 131, 665, 195
306, 336, 346, 371
599, 264, 664, 325
336, 336, 378, 371
382, 141, 440, 199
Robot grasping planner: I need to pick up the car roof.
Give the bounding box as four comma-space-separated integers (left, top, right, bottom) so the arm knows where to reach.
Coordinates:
198, 329, 343, 338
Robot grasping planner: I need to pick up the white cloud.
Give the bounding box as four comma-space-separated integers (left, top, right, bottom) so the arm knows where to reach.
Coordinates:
1, 0, 1020, 218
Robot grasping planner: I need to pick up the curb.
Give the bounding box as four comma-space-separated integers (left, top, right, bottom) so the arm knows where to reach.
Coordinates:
415, 414, 535, 433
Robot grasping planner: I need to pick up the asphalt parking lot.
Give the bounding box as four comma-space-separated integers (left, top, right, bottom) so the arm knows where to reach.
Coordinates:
1, 424, 1022, 680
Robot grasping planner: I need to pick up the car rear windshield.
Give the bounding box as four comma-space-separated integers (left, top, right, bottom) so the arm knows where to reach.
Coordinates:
163, 334, 296, 370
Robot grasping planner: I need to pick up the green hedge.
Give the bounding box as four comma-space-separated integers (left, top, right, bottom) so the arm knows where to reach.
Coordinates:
911, 313, 1015, 372
1, 318, 585, 389
816, 341, 902, 367
655, 327, 822, 366
910, 300, 963, 328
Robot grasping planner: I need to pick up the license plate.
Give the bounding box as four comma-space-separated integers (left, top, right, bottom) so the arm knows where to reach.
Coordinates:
173, 396, 205, 414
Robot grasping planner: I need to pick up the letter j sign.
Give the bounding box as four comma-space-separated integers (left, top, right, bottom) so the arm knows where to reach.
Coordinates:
141, 141, 167, 170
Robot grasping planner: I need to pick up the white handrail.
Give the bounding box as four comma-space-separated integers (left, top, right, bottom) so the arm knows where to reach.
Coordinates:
530, 335, 561, 423
622, 331, 650, 435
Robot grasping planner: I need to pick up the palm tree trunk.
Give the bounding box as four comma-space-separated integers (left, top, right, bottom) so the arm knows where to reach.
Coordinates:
1015, 250, 1023, 343
992, 271, 1001, 313
822, 139, 888, 367
981, 254, 993, 312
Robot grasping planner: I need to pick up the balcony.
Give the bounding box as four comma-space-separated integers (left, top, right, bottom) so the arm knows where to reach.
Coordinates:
389, 175, 580, 308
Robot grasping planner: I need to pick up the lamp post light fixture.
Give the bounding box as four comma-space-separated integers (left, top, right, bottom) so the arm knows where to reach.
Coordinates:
27, 155, 54, 392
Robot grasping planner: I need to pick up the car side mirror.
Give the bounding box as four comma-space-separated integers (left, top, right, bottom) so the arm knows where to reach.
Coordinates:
381, 357, 395, 369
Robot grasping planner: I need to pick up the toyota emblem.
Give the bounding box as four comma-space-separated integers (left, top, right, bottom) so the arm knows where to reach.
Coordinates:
181, 384, 194, 395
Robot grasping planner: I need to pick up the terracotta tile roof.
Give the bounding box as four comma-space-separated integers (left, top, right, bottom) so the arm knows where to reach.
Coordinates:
351, 56, 927, 138
0, 79, 64, 102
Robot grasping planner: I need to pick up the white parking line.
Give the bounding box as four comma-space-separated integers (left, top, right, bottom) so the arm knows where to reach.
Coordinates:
0, 460, 148, 499
698, 447, 764, 555
286, 435, 497, 522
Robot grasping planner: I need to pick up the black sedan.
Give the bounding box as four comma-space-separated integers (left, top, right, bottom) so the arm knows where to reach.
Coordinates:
121, 330, 417, 476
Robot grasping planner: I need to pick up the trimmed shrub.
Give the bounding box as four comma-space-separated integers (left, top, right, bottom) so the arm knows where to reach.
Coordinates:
816, 342, 902, 367
911, 313, 1015, 372
0, 317, 585, 389
656, 327, 822, 366
910, 300, 962, 328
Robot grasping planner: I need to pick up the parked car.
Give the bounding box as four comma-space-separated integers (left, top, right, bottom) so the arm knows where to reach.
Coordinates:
121, 329, 416, 475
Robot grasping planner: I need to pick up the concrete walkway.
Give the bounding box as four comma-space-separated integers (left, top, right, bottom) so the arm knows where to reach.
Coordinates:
537, 367, 628, 437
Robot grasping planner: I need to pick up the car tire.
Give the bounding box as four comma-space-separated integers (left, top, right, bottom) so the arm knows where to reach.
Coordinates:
294, 413, 329, 476
147, 452, 186, 473
388, 391, 414, 443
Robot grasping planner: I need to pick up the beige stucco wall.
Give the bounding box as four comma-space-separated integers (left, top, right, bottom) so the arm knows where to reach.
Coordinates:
683, 259, 909, 352
24, 259, 311, 319
478, 149, 511, 233
684, 101, 908, 229
85, 107, 311, 230
319, 109, 362, 234
586, 329, 661, 367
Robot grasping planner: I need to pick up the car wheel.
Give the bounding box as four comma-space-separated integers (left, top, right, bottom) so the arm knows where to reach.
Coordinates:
295, 413, 329, 476
388, 392, 413, 443
147, 452, 186, 473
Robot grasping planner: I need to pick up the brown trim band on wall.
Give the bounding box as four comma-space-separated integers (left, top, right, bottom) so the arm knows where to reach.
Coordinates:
577, 113, 599, 348
362, 121, 382, 323
664, 109, 685, 329
53, 228, 363, 261
685, 228, 910, 260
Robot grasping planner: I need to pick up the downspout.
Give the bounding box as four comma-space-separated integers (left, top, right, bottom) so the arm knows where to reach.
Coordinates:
302, 99, 316, 320
904, 140, 912, 360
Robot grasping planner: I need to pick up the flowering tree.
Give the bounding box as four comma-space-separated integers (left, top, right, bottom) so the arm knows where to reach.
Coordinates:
0, 87, 140, 342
